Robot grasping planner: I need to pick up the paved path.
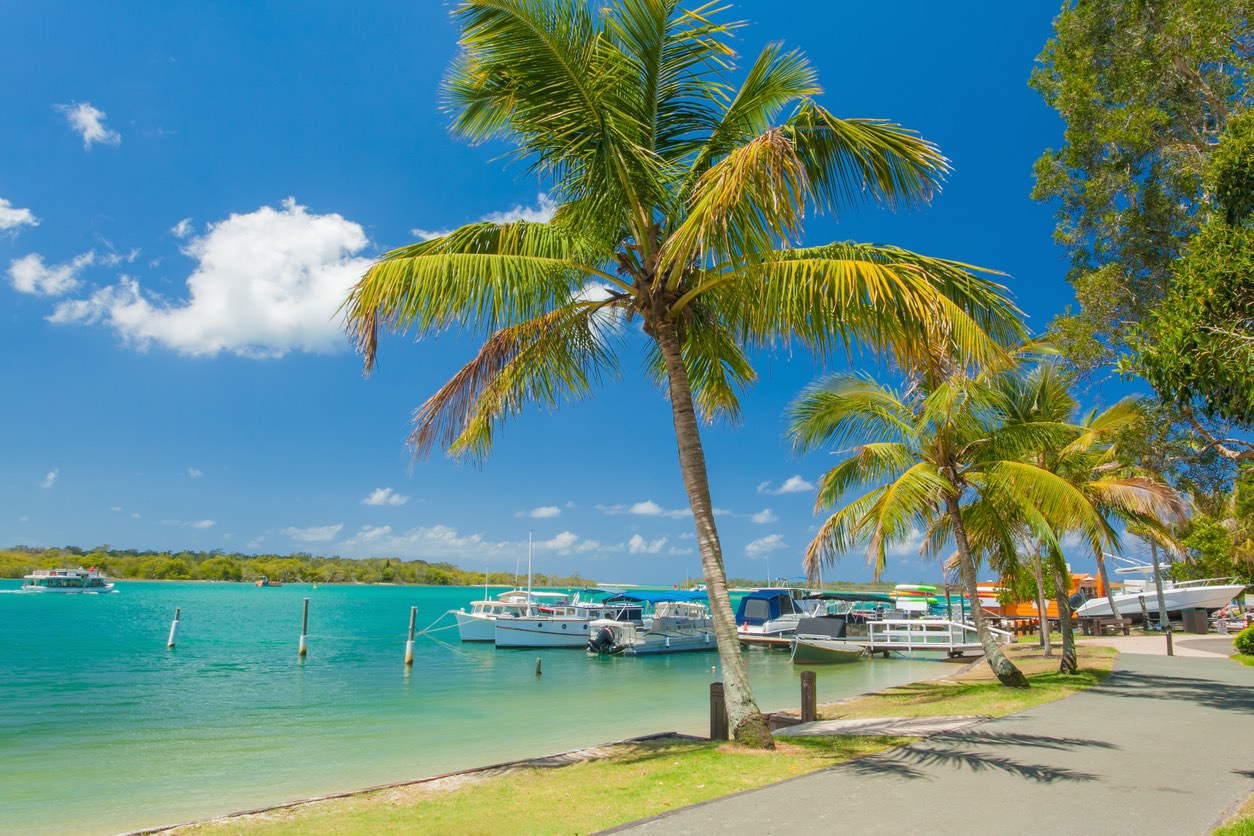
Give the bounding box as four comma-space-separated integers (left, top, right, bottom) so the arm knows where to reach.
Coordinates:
608, 654, 1254, 836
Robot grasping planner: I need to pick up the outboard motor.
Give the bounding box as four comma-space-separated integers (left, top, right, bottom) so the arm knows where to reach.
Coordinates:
1068, 591, 1089, 609
587, 626, 619, 655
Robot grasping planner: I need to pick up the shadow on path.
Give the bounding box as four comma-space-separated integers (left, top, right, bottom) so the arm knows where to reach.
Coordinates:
1095, 670, 1254, 715
832, 731, 1109, 785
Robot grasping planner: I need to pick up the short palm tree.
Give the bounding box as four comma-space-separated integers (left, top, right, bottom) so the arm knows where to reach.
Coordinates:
993, 367, 1188, 672
344, 0, 1023, 743
787, 349, 1033, 687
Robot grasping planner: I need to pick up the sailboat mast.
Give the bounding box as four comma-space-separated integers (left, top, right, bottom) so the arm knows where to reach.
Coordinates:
527, 530, 533, 616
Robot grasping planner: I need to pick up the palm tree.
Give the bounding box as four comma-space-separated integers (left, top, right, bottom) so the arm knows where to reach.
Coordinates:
991, 364, 1188, 673
786, 350, 1032, 687
344, 0, 1023, 745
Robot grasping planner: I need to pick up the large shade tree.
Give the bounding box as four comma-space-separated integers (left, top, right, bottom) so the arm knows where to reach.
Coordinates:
344, 0, 1023, 745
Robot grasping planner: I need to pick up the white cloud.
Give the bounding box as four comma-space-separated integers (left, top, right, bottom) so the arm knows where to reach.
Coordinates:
535, 530, 601, 556
282, 523, 344, 542
338, 523, 500, 558
517, 505, 562, 518
668, 546, 694, 555
362, 487, 410, 507
746, 534, 788, 558
0, 198, 38, 231
160, 518, 216, 528
9, 251, 95, 296
171, 218, 194, 238
39, 469, 58, 489
49, 199, 372, 358
352, 524, 393, 542
190, 519, 215, 529
750, 508, 778, 524
628, 534, 667, 554
188, 467, 203, 479
55, 102, 121, 149
757, 475, 814, 495
596, 499, 692, 520
410, 193, 557, 240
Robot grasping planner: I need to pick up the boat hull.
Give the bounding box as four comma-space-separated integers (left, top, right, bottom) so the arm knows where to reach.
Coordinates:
1075, 584, 1246, 619
453, 610, 496, 642
20, 584, 115, 594
495, 617, 595, 648
791, 638, 866, 664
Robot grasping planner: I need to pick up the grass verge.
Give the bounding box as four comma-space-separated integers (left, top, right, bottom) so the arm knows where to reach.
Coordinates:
1214, 792, 1254, 835
814, 644, 1116, 720
171, 735, 911, 836
170, 644, 1115, 836
1231, 653, 1254, 668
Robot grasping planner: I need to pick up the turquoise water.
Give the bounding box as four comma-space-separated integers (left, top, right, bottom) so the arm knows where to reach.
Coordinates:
0, 581, 945, 835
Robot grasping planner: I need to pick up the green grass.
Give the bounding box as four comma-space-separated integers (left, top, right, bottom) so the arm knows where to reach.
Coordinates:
1232, 653, 1254, 667
1214, 792, 1254, 835
175, 736, 912, 835
817, 645, 1117, 720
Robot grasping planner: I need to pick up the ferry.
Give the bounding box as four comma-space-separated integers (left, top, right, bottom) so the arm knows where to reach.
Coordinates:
21, 566, 116, 593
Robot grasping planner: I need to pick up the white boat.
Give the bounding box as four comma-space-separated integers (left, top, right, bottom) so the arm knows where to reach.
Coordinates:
1074, 556, 1247, 620
588, 593, 714, 655
21, 567, 116, 593
494, 594, 645, 648
735, 588, 818, 645
453, 590, 572, 642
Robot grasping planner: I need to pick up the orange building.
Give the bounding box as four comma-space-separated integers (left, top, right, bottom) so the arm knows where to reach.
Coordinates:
977, 573, 1103, 619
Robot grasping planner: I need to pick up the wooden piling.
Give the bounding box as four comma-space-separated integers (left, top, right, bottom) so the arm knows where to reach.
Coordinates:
405, 606, 417, 666
535, 657, 542, 677
298, 598, 309, 657
800, 671, 817, 723
709, 682, 728, 741
166, 607, 181, 649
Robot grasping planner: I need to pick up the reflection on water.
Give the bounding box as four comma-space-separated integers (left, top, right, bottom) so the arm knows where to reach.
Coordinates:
0, 582, 946, 834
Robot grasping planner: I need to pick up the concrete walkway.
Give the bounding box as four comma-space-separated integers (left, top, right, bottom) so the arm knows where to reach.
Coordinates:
609, 653, 1254, 836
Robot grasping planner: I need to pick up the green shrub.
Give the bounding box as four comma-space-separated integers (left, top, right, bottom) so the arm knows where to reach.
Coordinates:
1235, 624, 1254, 655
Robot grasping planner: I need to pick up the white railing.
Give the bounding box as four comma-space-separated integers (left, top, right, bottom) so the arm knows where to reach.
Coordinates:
866, 619, 1011, 650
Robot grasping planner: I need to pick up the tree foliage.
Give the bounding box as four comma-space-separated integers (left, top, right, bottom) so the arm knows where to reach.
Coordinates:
1030, 0, 1254, 374
0, 545, 590, 587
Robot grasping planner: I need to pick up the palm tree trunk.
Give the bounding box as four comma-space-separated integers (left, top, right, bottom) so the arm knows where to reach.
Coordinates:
653, 315, 773, 748
944, 494, 1029, 687
1049, 547, 1078, 674
1094, 551, 1123, 621
1031, 548, 1052, 656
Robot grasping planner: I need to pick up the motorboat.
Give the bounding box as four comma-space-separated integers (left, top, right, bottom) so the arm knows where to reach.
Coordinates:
255, 577, 283, 587
21, 567, 116, 593
494, 590, 645, 648
587, 591, 714, 655
735, 588, 818, 646
453, 590, 571, 642
788, 592, 892, 663
1074, 556, 1247, 620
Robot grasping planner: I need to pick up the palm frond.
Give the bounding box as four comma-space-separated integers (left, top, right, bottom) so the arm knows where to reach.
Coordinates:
787, 373, 916, 453
343, 221, 612, 372
785, 103, 949, 215
411, 303, 619, 463
862, 462, 949, 578
661, 128, 810, 282
813, 442, 918, 511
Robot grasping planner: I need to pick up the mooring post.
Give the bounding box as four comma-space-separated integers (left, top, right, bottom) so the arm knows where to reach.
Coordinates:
800, 671, 817, 723
535, 657, 542, 677
298, 597, 309, 657
166, 607, 181, 649
405, 606, 417, 666
709, 682, 728, 741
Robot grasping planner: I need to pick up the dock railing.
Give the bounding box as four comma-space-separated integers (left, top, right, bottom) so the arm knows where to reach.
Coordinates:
866, 619, 1012, 652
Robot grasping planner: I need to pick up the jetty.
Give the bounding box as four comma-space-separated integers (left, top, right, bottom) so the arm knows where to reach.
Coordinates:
742, 619, 1013, 658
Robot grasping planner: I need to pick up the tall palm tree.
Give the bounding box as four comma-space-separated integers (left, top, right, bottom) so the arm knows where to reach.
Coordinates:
344, 0, 1023, 744
786, 352, 1033, 687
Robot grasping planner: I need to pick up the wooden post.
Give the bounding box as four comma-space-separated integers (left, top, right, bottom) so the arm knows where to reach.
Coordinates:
298, 597, 309, 657
405, 606, 417, 666
800, 671, 817, 723
535, 657, 542, 677
709, 682, 728, 741
166, 607, 181, 649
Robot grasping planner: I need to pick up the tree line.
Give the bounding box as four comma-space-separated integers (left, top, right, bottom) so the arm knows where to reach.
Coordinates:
0, 546, 591, 588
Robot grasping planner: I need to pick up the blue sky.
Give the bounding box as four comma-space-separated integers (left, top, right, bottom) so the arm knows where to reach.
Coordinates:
0, 2, 1125, 585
